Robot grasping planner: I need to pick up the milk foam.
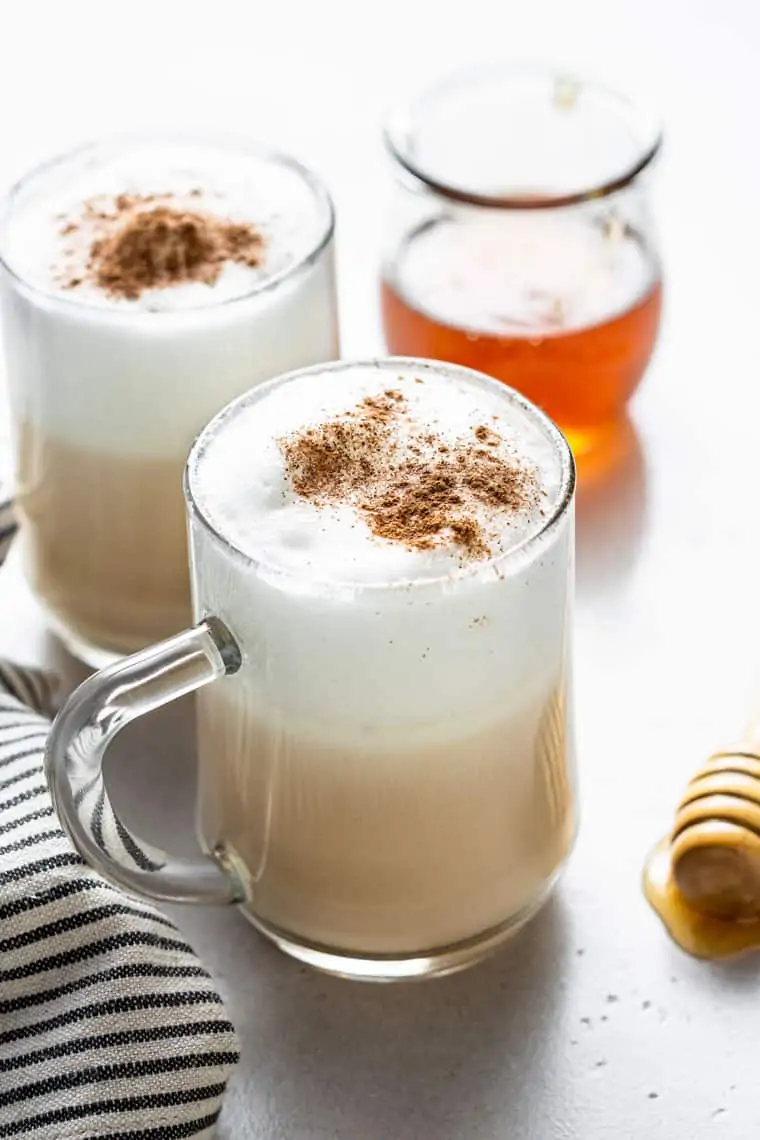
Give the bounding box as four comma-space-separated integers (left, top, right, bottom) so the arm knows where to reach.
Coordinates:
1, 140, 329, 310
0, 136, 337, 459
191, 360, 567, 584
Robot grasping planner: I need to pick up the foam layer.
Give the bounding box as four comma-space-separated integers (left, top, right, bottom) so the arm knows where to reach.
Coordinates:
191, 360, 567, 584
0, 137, 338, 459
1, 139, 330, 310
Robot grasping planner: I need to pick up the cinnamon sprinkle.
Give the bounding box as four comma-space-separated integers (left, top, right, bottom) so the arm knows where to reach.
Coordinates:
59, 193, 265, 299
474, 424, 501, 447
279, 390, 540, 561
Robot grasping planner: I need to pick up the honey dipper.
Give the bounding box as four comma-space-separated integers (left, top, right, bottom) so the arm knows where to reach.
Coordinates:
644, 709, 760, 958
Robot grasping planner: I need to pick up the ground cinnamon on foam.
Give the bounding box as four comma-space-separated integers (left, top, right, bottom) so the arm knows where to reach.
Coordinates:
279, 389, 541, 561
59, 193, 265, 299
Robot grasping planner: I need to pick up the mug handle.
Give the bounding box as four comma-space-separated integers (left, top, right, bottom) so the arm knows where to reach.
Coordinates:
44, 617, 245, 905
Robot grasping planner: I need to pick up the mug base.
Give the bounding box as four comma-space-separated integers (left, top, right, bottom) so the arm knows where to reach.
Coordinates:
239, 875, 559, 982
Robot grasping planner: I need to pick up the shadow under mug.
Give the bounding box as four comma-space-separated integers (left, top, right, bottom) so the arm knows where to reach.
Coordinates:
45, 357, 577, 982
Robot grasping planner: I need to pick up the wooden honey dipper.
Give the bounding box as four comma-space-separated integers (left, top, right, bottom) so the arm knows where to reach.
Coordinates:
644, 710, 760, 958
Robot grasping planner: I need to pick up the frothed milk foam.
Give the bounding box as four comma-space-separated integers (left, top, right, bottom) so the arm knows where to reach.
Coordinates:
0, 137, 337, 655
189, 360, 575, 957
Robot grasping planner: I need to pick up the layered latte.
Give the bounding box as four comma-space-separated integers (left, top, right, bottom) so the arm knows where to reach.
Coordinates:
0, 136, 338, 659
187, 359, 576, 965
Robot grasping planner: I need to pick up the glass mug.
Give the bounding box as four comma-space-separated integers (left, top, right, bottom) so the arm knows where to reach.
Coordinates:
0, 132, 338, 666
380, 61, 663, 450
46, 357, 577, 981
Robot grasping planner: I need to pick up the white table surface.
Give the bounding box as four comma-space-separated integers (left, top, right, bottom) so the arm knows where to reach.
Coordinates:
2, 1, 760, 1136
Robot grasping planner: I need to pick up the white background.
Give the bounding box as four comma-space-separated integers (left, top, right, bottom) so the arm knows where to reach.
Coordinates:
1, 1, 760, 1137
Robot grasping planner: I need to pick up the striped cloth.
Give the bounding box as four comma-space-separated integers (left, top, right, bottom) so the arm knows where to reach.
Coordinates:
0, 479, 239, 1139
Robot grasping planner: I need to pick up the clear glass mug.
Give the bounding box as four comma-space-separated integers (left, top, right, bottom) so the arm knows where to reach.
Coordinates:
46, 357, 577, 982
0, 132, 338, 666
380, 61, 663, 451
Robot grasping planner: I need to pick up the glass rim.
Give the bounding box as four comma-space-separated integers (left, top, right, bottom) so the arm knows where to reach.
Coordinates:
184, 356, 576, 595
384, 60, 663, 210
0, 129, 335, 316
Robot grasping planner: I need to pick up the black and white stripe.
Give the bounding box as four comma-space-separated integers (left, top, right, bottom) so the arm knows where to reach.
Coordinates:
0, 499, 239, 1138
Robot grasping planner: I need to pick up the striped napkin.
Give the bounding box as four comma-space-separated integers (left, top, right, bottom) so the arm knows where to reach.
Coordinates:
0, 482, 239, 1139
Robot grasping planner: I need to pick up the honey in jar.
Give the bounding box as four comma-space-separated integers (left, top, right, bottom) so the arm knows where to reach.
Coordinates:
381, 62, 663, 443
